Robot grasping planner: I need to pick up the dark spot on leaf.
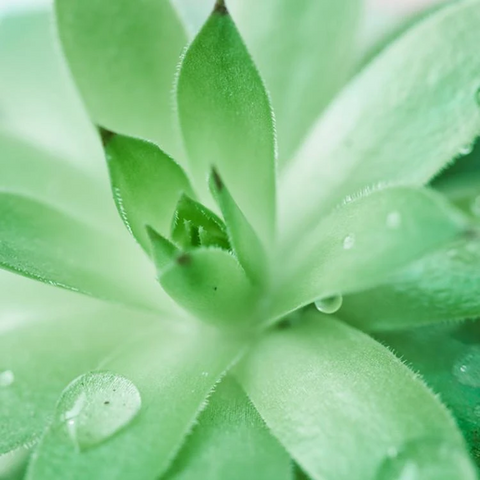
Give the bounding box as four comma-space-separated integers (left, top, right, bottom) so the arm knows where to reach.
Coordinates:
277, 319, 292, 330
176, 253, 192, 266
99, 127, 115, 146
213, 286, 218, 291
214, 0, 228, 15
104, 401, 110, 405
211, 167, 224, 191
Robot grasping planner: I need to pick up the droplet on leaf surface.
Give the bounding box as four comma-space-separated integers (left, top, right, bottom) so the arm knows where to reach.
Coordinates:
58, 372, 141, 451
343, 234, 355, 250
376, 438, 476, 480
453, 347, 480, 388
459, 144, 474, 156
314, 295, 343, 314
0, 370, 14, 387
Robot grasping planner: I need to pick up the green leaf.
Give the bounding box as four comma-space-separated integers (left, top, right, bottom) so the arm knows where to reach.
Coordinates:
236, 312, 477, 480
227, 0, 362, 163
171, 194, 230, 251
102, 132, 193, 252
147, 228, 180, 273
0, 193, 160, 310
27, 323, 246, 480
377, 321, 480, 466
209, 169, 267, 284
341, 234, 480, 331
54, 0, 187, 157
160, 248, 257, 327
273, 188, 466, 319
164, 377, 293, 480
279, 0, 480, 244
0, 9, 105, 178
177, 3, 276, 245
0, 303, 157, 454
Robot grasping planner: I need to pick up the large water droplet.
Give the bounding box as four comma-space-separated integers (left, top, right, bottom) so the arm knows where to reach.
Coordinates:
376, 438, 476, 480
386, 211, 402, 229
453, 347, 480, 387
58, 372, 141, 451
459, 144, 474, 156
0, 370, 14, 387
343, 234, 355, 250
314, 294, 343, 314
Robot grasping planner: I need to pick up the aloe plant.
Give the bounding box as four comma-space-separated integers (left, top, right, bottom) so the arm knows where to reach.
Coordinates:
1, 0, 480, 478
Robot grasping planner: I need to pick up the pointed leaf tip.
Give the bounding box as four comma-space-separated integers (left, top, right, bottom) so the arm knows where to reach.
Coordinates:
98, 127, 115, 147
210, 167, 224, 192
146, 226, 179, 272
214, 0, 228, 15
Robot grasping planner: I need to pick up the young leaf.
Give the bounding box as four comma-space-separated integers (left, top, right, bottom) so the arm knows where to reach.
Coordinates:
273, 188, 466, 319
102, 132, 193, 252
236, 312, 477, 480
171, 194, 230, 251
177, 2, 276, 245
0, 193, 160, 311
209, 169, 267, 284
279, 0, 480, 244
54, 0, 187, 157
164, 377, 293, 480
27, 324, 246, 480
147, 227, 180, 273
227, 0, 362, 163
340, 234, 480, 331
160, 249, 257, 327
0, 304, 157, 454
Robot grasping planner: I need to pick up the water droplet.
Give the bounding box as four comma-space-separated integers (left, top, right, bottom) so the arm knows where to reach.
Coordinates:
386, 211, 402, 229
314, 294, 343, 314
376, 438, 476, 480
58, 372, 141, 451
453, 347, 480, 387
470, 196, 480, 217
0, 370, 14, 387
343, 234, 355, 250
459, 144, 474, 156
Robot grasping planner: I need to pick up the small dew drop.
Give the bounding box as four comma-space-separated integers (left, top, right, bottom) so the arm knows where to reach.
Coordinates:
453, 347, 480, 388
314, 294, 343, 314
459, 144, 474, 156
343, 234, 355, 250
0, 370, 14, 387
386, 211, 402, 229
376, 438, 476, 480
58, 372, 141, 451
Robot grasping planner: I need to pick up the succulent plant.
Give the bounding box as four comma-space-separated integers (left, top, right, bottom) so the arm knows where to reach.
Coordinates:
1, 0, 480, 478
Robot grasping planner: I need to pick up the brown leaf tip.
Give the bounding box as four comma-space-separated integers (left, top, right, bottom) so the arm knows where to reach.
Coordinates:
211, 167, 224, 191
99, 127, 115, 147
176, 253, 192, 266
214, 0, 228, 15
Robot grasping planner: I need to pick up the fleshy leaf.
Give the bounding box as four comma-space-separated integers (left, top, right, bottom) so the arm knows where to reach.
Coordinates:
209, 169, 267, 284
54, 0, 187, 157
227, 0, 362, 163
273, 188, 466, 319
378, 321, 480, 466
279, 0, 480, 244
171, 194, 230, 251
236, 312, 477, 480
101, 132, 193, 252
164, 377, 293, 480
27, 323, 246, 480
0, 303, 157, 454
0, 193, 159, 310
177, 2, 276, 245
160, 248, 257, 327
341, 234, 480, 331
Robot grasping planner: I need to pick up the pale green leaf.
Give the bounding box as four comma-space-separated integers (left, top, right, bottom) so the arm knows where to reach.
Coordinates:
164, 377, 293, 480
236, 312, 476, 480
209, 170, 267, 284
54, 0, 187, 157
228, 0, 362, 163
0, 193, 160, 310
27, 323, 246, 480
160, 248, 257, 327
0, 303, 157, 454
148, 228, 180, 273
102, 132, 193, 252
0, 9, 105, 178
341, 234, 480, 331
279, 0, 480, 244
273, 188, 466, 319
177, 4, 276, 245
